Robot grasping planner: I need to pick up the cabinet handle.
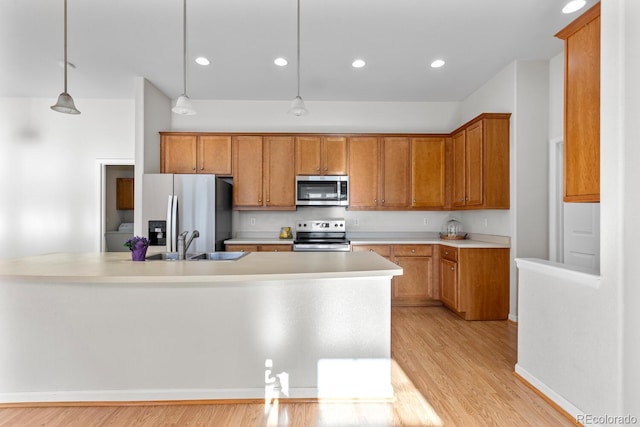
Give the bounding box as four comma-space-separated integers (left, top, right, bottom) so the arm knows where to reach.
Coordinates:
324, 167, 328, 171
411, 249, 415, 253
192, 167, 196, 171
369, 249, 374, 252
316, 167, 320, 171
200, 167, 204, 170
451, 267, 455, 271
445, 251, 449, 255
382, 199, 385, 203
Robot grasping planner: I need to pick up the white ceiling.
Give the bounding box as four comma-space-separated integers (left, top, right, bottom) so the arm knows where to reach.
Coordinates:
1, 0, 597, 102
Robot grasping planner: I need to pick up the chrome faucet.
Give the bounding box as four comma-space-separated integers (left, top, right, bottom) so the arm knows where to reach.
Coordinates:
177, 230, 200, 259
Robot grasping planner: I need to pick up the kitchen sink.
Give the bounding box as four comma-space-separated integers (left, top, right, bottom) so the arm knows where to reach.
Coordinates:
145, 252, 200, 261
145, 251, 249, 261
188, 251, 249, 261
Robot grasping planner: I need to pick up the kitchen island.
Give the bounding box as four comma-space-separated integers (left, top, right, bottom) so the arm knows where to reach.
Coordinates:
0, 251, 401, 404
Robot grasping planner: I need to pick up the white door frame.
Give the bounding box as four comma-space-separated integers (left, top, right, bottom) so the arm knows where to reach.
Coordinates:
549, 137, 564, 263
96, 158, 135, 252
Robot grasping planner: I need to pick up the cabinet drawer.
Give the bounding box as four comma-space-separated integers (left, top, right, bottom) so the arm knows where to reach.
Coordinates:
352, 245, 392, 257
259, 244, 292, 252
393, 245, 433, 257
440, 246, 458, 262
226, 244, 258, 252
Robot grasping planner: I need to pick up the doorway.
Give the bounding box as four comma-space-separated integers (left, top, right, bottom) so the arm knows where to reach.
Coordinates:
97, 159, 135, 252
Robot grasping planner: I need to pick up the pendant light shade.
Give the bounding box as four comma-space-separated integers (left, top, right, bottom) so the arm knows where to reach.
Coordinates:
172, 0, 196, 115
173, 94, 196, 115
289, 95, 308, 117
288, 0, 308, 116
51, 92, 80, 114
51, 0, 80, 115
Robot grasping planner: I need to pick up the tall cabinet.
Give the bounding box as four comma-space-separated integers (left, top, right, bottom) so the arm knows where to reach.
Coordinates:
449, 114, 510, 210
556, 2, 600, 203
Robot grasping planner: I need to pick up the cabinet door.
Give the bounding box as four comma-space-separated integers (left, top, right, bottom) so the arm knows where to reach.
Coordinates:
465, 121, 484, 207
233, 136, 264, 208
116, 178, 134, 210
264, 136, 295, 209
559, 4, 600, 202
392, 256, 433, 305
381, 137, 410, 208
295, 136, 321, 175
198, 135, 232, 175
411, 137, 445, 208
322, 137, 348, 175
348, 137, 379, 208
161, 135, 197, 173
451, 130, 466, 207
440, 258, 458, 310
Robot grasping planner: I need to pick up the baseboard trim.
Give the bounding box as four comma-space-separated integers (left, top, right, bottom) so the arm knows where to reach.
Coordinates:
0, 396, 396, 409
513, 368, 582, 426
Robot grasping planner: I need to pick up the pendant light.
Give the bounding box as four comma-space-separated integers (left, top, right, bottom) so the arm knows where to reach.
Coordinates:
51, 0, 80, 115
288, 0, 308, 116
172, 0, 196, 115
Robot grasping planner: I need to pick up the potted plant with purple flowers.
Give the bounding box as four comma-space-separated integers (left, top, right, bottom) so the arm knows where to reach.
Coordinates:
124, 236, 150, 261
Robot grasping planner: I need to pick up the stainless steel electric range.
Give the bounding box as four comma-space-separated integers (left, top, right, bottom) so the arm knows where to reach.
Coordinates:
292, 219, 351, 252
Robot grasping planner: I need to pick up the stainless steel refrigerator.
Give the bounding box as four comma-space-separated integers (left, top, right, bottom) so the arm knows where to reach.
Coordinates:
141, 174, 232, 253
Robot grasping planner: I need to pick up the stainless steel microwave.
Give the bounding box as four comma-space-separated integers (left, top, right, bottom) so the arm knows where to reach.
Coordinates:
295, 176, 349, 206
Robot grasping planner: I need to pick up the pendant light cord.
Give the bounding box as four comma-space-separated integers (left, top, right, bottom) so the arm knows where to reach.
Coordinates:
296, 0, 300, 97
63, 0, 68, 93
182, 0, 187, 96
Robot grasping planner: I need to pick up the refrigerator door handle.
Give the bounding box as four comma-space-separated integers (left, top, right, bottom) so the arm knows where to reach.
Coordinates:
170, 195, 178, 252
166, 195, 174, 252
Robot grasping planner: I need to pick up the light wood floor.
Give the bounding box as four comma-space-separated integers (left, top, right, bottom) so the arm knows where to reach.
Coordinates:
0, 307, 573, 426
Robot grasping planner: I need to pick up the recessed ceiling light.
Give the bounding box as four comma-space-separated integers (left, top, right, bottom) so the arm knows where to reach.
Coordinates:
274, 57, 288, 66
352, 59, 366, 68
195, 57, 210, 66
562, 0, 586, 14
430, 59, 446, 68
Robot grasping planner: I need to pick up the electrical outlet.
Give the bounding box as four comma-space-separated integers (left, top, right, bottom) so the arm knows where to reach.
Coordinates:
423, 218, 429, 226
354, 218, 360, 226
250, 217, 256, 226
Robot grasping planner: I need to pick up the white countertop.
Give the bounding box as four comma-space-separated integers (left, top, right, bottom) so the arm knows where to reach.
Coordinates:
0, 251, 402, 283
226, 233, 510, 249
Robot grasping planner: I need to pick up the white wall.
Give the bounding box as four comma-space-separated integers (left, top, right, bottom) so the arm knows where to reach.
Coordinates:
0, 98, 135, 259
602, 0, 640, 418
133, 78, 171, 237
171, 101, 461, 133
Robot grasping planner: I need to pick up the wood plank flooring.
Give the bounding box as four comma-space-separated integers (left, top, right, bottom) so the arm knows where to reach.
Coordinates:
0, 307, 573, 426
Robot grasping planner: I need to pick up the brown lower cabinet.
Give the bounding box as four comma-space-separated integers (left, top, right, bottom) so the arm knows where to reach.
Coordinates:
352, 244, 438, 306
439, 245, 509, 320
226, 244, 292, 252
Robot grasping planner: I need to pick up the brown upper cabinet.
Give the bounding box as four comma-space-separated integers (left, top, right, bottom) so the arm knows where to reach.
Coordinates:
411, 137, 446, 208
449, 114, 510, 210
556, 2, 600, 203
348, 136, 380, 208
159, 112, 510, 211
348, 136, 411, 209
160, 133, 232, 175
116, 178, 134, 210
295, 136, 348, 175
232, 135, 295, 210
